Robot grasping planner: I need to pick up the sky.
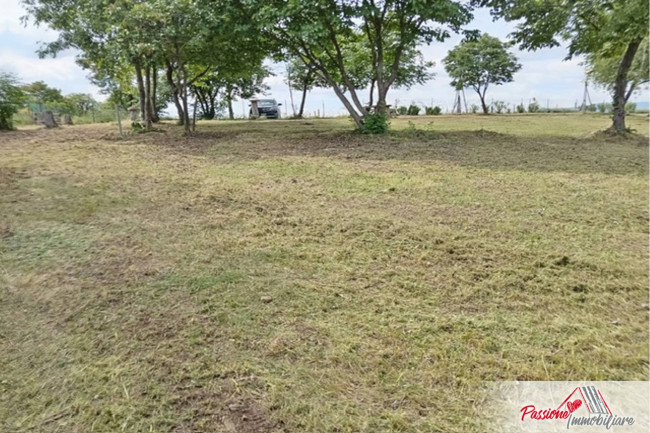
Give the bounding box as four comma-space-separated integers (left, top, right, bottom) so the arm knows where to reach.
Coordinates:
1, 1, 648, 117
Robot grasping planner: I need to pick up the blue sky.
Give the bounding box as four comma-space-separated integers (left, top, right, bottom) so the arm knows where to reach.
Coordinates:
1, 1, 648, 117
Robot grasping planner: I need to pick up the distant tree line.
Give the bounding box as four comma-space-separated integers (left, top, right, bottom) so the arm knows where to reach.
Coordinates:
1, 0, 647, 133
0, 77, 102, 129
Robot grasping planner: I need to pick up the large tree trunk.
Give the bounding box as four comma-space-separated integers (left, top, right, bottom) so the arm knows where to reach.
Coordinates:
135, 61, 146, 121
206, 92, 217, 119
330, 80, 363, 129
478, 93, 489, 114
611, 40, 641, 134
624, 82, 637, 104
298, 85, 308, 118
226, 87, 234, 120
375, 82, 389, 116
180, 66, 191, 134
193, 87, 212, 119
166, 63, 184, 125
145, 65, 156, 127
368, 78, 375, 110
288, 83, 296, 117
375, 34, 385, 116
181, 89, 190, 133
151, 64, 159, 123
143, 65, 153, 129
292, 45, 364, 129
320, 68, 363, 128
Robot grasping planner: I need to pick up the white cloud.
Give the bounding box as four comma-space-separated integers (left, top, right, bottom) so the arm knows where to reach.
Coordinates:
0, 0, 57, 41
0, 48, 105, 100
0, 49, 76, 81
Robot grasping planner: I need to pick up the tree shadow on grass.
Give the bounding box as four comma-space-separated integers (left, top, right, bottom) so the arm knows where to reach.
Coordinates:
187, 126, 649, 177
5, 122, 648, 176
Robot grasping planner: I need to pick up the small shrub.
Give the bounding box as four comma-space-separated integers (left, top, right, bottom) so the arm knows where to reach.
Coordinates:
546, 108, 578, 113
516, 104, 525, 113
407, 104, 421, 116
397, 106, 408, 115
470, 104, 479, 114
363, 112, 389, 134
11, 108, 32, 126
131, 121, 145, 131
625, 102, 637, 113
528, 101, 540, 113
493, 101, 507, 114
402, 120, 429, 137
597, 102, 612, 113
425, 106, 442, 115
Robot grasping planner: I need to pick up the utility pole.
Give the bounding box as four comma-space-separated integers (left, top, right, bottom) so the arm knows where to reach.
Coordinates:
452, 89, 462, 114
462, 89, 468, 113
580, 80, 592, 112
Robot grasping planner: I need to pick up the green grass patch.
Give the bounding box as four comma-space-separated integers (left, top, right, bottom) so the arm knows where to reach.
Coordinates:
0, 115, 647, 432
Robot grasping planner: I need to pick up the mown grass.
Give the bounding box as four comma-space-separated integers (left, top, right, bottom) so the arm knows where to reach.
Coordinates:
0, 114, 648, 432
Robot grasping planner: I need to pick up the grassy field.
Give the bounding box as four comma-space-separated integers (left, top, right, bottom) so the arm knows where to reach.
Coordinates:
1, 113, 648, 432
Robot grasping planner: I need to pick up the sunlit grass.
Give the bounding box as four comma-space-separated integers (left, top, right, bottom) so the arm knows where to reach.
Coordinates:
1, 114, 648, 432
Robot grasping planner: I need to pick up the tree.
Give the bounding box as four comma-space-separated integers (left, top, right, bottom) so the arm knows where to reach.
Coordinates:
325, 36, 435, 110
254, 0, 472, 130
21, 80, 63, 110
444, 34, 521, 114
23, 0, 267, 133
88, 61, 141, 113
50, 96, 76, 117
150, 0, 269, 129
65, 93, 98, 117
22, 0, 159, 128
475, 0, 649, 133
361, 37, 436, 109
188, 64, 269, 121
586, 39, 649, 105
285, 56, 326, 118
222, 65, 270, 120
191, 79, 224, 119
190, 72, 226, 120
188, 37, 269, 121
0, 72, 26, 131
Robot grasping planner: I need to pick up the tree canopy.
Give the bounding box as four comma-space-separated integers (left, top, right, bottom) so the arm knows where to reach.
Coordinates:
22, 0, 268, 133
475, 0, 649, 132
18, 0, 647, 134
253, 0, 471, 129
17, 0, 476, 132
587, 39, 649, 103
20, 80, 63, 107
0, 73, 27, 131
444, 34, 521, 114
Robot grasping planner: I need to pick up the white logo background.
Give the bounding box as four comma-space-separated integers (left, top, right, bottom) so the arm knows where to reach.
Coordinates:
483, 381, 649, 432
